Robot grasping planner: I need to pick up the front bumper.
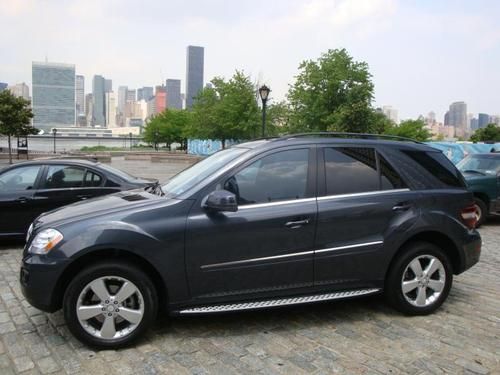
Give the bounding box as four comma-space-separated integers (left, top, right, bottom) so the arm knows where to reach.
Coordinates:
20, 254, 69, 312
459, 230, 482, 273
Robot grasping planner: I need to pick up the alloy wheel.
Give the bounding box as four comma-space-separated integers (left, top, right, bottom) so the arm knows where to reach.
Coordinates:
76, 276, 144, 340
401, 255, 446, 307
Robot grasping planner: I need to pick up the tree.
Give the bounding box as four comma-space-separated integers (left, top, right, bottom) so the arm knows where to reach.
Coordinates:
287, 48, 377, 133
384, 119, 431, 141
266, 101, 291, 136
187, 71, 260, 147
143, 109, 192, 150
470, 123, 500, 142
0, 90, 36, 164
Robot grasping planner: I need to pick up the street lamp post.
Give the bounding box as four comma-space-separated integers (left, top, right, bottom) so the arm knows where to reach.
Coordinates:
129, 132, 133, 150
258, 85, 271, 138
52, 128, 57, 154
154, 130, 159, 151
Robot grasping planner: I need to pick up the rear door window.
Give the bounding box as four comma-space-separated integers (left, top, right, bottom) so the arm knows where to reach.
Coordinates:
43, 165, 86, 189
324, 147, 379, 195
322, 147, 407, 196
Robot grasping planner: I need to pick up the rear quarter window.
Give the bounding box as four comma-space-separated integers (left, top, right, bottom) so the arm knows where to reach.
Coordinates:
402, 150, 465, 189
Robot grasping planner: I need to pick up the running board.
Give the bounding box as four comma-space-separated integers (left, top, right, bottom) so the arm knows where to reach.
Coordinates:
178, 288, 381, 314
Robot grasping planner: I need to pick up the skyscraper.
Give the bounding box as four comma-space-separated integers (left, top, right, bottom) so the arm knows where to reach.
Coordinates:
166, 79, 182, 109
0, 83, 7, 91
92, 75, 106, 126
85, 93, 93, 126
8, 83, 30, 100
185, 45, 204, 108
126, 89, 136, 102
105, 79, 112, 93
444, 102, 467, 130
117, 86, 128, 114
105, 92, 116, 128
75, 75, 85, 116
155, 85, 167, 114
32, 61, 75, 132
478, 113, 490, 129
137, 87, 154, 102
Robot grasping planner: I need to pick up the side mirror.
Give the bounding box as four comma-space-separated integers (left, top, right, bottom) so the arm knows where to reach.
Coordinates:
202, 190, 238, 212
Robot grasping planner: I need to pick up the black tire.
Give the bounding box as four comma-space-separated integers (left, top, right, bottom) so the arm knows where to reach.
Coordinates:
473, 197, 487, 227
385, 242, 453, 315
63, 260, 158, 349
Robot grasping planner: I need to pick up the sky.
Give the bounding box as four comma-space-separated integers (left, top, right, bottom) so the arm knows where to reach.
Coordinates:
1, 0, 499, 121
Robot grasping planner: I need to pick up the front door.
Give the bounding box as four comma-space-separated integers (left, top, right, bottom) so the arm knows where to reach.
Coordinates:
185, 147, 317, 302
314, 146, 418, 288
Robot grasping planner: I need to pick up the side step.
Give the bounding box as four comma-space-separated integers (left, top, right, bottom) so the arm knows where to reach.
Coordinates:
178, 288, 381, 314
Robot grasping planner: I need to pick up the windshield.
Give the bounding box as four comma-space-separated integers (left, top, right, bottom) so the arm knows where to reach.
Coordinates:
457, 154, 500, 175
97, 163, 139, 181
161, 147, 249, 197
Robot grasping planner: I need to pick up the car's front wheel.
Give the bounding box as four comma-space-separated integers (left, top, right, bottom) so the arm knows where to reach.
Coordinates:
473, 197, 487, 227
385, 242, 453, 315
63, 261, 158, 348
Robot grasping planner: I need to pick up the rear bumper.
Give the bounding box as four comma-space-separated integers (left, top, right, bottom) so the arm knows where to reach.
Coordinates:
458, 230, 482, 274
20, 255, 69, 312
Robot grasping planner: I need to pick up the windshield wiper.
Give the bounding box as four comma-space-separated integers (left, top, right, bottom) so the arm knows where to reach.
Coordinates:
461, 169, 486, 176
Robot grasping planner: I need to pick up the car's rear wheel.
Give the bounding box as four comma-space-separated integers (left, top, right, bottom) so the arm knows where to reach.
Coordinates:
473, 197, 487, 227
63, 261, 158, 348
385, 242, 453, 315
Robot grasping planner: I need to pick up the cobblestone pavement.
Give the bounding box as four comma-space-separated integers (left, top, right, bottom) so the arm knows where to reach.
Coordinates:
0, 158, 499, 374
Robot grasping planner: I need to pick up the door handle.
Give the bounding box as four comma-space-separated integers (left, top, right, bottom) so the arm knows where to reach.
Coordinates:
392, 203, 412, 211
77, 194, 92, 200
16, 197, 31, 204
285, 218, 310, 229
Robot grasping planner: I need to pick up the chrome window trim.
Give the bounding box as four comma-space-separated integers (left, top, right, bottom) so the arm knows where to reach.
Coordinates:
201, 241, 384, 270
238, 197, 316, 210
317, 188, 410, 201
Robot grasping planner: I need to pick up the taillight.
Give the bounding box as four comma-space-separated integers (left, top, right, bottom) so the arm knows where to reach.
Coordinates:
460, 205, 477, 229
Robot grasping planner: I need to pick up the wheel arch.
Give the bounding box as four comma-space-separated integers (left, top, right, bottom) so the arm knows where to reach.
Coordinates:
472, 192, 490, 209
387, 231, 463, 278
52, 248, 169, 312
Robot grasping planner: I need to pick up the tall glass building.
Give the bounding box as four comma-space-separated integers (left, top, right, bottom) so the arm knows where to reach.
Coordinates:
75, 75, 85, 116
92, 75, 106, 126
166, 79, 182, 109
185, 46, 204, 109
32, 61, 75, 132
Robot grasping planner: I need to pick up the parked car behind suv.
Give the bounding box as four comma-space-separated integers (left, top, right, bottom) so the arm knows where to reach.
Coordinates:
457, 152, 500, 226
0, 159, 157, 238
21, 134, 481, 348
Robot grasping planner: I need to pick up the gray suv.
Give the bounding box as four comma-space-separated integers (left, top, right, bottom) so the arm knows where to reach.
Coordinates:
21, 133, 482, 348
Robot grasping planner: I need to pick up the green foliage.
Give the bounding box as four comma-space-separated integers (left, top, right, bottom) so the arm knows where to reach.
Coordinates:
470, 123, 500, 142
287, 48, 376, 133
384, 119, 431, 141
265, 101, 292, 136
0, 90, 37, 163
143, 109, 192, 148
187, 71, 260, 146
0, 90, 36, 136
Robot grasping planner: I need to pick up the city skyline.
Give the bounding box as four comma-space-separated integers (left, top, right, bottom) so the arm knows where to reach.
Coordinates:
1, 0, 499, 121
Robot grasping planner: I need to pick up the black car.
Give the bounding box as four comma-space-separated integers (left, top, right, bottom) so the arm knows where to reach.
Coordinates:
0, 159, 156, 238
20, 134, 481, 348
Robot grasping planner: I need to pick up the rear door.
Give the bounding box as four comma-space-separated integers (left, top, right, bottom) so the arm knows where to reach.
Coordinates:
314, 146, 418, 288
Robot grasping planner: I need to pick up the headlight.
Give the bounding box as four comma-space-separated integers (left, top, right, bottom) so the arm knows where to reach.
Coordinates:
28, 229, 64, 255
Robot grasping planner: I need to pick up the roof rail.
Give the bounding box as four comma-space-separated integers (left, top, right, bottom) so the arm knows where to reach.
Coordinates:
279, 132, 423, 144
